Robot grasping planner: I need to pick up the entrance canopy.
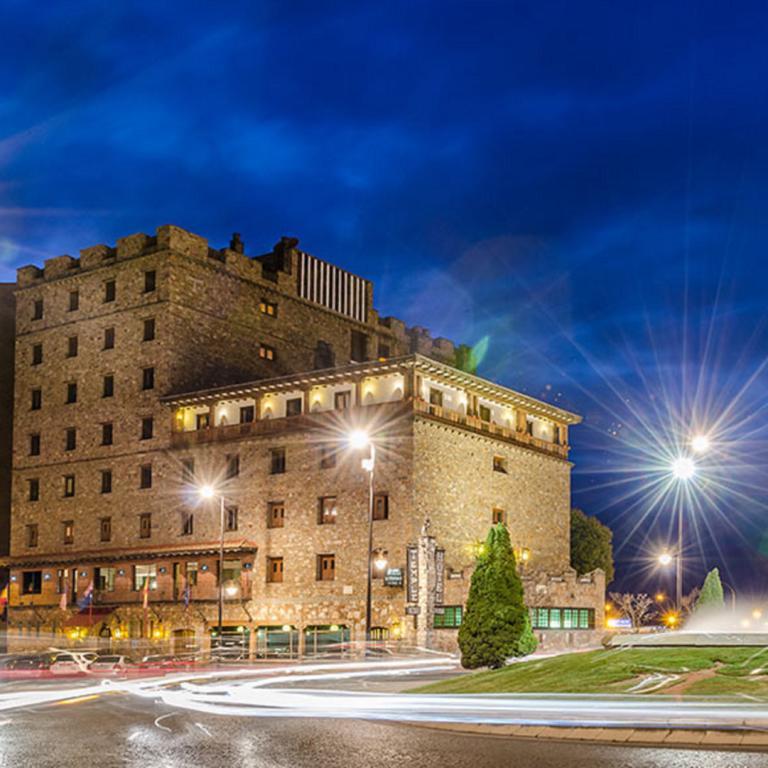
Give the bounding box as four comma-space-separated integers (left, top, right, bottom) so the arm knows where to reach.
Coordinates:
63, 607, 114, 628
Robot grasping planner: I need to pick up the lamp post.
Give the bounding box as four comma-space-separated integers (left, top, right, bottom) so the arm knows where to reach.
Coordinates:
199, 484, 225, 649
668, 455, 695, 613
348, 429, 376, 645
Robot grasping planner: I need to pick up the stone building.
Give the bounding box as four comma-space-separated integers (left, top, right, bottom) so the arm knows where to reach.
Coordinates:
3, 225, 603, 655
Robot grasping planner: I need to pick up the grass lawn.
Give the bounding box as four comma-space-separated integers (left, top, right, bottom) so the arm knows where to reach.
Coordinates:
413, 646, 768, 697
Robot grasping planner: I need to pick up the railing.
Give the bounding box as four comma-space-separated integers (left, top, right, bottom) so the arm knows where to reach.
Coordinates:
172, 399, 568, 458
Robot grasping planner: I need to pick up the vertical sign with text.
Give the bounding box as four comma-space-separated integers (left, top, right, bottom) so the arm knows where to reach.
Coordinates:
407, 546, 419, 603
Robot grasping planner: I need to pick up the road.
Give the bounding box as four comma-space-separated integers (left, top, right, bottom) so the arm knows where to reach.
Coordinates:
0, 657, 766, 767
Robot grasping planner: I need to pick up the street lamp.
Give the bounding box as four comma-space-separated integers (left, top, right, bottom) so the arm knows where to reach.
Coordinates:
667, 455, 695, 616
348, 429, 377, 645
198, 483, 226, 649
691, 434, 711, 454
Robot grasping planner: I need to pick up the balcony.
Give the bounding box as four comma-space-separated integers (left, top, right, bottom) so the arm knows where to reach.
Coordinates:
171, 398, 569, 458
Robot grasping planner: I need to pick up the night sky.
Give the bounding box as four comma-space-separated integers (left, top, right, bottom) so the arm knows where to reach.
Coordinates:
3, 2, 768, 596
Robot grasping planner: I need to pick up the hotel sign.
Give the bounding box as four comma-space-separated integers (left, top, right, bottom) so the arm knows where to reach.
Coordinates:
406, 546, 419, 602
384, 568, 403, 587
435, 548, 445, 606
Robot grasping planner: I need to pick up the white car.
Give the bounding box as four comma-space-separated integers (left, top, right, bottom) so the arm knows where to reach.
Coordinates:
89, 655, 130, 674
49, 651, 97, 675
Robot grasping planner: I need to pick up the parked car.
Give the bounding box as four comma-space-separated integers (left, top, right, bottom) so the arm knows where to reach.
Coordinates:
89, 655, 131, 674
49, 651, 97, 675
4, 654, 54, 672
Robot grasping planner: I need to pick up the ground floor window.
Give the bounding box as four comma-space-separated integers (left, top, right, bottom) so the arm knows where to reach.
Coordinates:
531, 607, 594, 630
255, 625, 299, 658
210, 625, 250, 654
370, 627, 390, 641
433, 605, 463, 628
303, 624, 350, 655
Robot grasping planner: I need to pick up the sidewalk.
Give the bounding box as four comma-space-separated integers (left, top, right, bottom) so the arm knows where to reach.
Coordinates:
413, 722, 768, 751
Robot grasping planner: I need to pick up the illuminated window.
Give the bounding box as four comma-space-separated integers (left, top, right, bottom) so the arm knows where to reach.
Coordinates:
267, 557, 284, 583
259, 300, 277, 317
63, 475, 75, 497
316, 554, 335, 581
334, 390, 351, 410
267, 501, 285, 529
63, 520, 74, 545
225, 505, 239, 531
530, 607, 595, 630
95, 567, 115, 592
259, 344, 276, 361
492, 507, 506, 525
133, 564, 157, 591
186, 562, 198, 586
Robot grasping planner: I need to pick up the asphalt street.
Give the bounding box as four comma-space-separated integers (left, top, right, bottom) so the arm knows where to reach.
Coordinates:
1, 693, 766, 768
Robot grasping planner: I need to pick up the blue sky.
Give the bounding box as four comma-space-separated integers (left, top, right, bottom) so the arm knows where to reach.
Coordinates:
4, 1, 768, 593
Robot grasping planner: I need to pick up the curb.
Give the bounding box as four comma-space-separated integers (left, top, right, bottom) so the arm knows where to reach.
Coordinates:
408, 722, 768, 751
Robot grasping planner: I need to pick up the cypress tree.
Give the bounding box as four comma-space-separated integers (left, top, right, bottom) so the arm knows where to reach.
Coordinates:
696, 568, 725, 613
458, 524, 535, 668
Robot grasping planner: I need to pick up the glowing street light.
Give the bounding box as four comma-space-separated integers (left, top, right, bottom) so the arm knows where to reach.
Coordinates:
671, 456, 696, 480
691, 434, 711, 454
198, 483, 227, 647
658, 551, 673, 567
348, 429, 379, 644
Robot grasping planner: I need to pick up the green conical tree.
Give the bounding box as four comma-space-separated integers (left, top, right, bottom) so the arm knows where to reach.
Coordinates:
458, 524, 535, 668
696, 568, 725, 613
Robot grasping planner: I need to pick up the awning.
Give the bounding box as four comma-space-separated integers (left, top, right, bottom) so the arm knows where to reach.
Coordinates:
63, 607, 114, 628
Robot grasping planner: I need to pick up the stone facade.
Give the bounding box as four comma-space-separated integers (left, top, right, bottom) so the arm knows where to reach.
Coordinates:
3, 226, 603, 655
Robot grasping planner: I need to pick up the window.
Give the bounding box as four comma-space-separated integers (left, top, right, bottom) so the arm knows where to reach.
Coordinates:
22, 571, 42, 595
314, 340, 335, 369
350, 330, 368, 362
104, 279, 116, 303
182, 458, 195, 481
181, 511, 194, 536
318, 496, 337, 525
67, 335, 78, 358
226, 454, 240, 479
26, 524, 38, 548
259, 299, 277, 317
63, 520, 74, 545
103, 374, 114, 397
144, 270, 156, 293
133, 564, 157, 591
225, 505, 239, 531
530, 608, 594, 630
142, 367, 155, 390
267, 501, 285, 529
66, 382, 77, 404
526, 417, 534, 436
63, 475, 75, 497
434, 606, 463, 629
319, 445, 336, 469
68, 290, 79, 312
103, 327, 115, 349
492, 507, 506, 525
316, 554, 336, 581
373, 493, 389, 521
479, 404, 492, 422
221, 559, 241, 585
28, 478, 40, 502
239, 405, 254, 424
140, 464, 152, 489
32, 298, 43, 320
65, 427, 77, 451
141, 417, 154, 440
30, 388, 42, 410
56, 569, 68, 594
267, 557, 284, 583
259, 344, 276, 361
186, 562, 198, 586
429, 388, 443, 407
196, 412, 210, 430
95, 567, 115, 592
32, 343, 43, 366
270, 447, 286, 474
286, 397, 302, 417
29, 433, 40, 456
378, 342, 391, 359
334, 390, 351, 410
493, 455, 508, 473
139, 513, 152, 539
101, 422, 113, 446
143, 318, 156, 341
100, 517, 112, 542
100, 470, 112, 494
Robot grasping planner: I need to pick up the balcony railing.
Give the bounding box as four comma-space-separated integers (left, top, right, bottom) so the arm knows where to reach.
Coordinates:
171, 398, 568, 458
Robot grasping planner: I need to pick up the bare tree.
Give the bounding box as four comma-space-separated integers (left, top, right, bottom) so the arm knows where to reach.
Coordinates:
680, 587, 701, 620
609, 592, 655, 630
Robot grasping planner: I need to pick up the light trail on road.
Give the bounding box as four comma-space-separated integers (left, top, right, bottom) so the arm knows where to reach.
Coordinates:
1, 655, 767, 732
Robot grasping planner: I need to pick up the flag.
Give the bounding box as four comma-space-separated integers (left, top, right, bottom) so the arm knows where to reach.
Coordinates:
142, 576, 150, 610
77, 580, 94, 610
0, 584, 8, 610
59, 581, 68, 611
183, 577, 191, 609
